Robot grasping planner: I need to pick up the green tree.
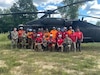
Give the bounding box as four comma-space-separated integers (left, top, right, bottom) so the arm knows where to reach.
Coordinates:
96, 21, 100, 26
0, 9, 14, 32
58, 0, 84, 19
10, 0, 37, 26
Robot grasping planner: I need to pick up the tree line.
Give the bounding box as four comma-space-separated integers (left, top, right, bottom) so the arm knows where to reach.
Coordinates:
0, 0, 37, 32
0, 0, 99, 32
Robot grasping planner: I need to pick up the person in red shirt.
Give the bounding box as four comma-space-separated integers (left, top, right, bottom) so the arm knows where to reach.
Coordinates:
69, 30, 77, 52
37, 28, 43, 38
56, 28, 62, 39
48, 34, 56, 52
75, 28, 83, 51
57, 35, 64, 52
34, 34, 43, 51
62, 27, 68, 39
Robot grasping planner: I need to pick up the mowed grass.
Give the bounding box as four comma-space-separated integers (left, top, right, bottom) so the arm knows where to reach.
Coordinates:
0, 33, 100, 75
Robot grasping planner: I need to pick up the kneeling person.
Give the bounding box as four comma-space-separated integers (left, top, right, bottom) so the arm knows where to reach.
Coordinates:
35, 34, 43, 51
48, 34, 56, 52
63, 35, 72, 52
57, 35, 64, 52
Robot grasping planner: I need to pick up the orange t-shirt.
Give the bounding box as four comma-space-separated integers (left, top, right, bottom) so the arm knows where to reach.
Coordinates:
44, 32, 50, 40
18, 30, 24, 38
27, 32, 33, 39
50, 30, 58, 39
67, 30, 72, 36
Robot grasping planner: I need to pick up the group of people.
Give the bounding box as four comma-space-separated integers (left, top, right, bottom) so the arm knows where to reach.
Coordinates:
11, 26, 83, 52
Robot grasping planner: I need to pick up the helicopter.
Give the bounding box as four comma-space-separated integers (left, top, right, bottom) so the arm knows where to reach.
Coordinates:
0, 0, 100, 42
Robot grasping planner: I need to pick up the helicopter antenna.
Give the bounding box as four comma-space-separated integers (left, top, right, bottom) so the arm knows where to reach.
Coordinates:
79, 14, 100, 19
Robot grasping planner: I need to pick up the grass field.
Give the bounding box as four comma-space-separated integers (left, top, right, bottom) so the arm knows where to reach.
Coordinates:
0, 33, 100, 75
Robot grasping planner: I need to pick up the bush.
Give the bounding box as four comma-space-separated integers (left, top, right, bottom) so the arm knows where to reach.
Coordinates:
0, 33, 9, 42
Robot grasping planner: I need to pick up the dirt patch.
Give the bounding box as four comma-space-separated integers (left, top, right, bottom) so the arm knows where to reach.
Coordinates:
84, 55, 96, 59
10, 66, 23, 75
17, 60, 27, 64
0, 60, 7, 67
0, 50, 11, 55
97, 59, 100, 69
34, 61, 58, 70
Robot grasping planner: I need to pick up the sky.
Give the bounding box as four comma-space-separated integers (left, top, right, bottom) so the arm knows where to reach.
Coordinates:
0, 0, 100, 24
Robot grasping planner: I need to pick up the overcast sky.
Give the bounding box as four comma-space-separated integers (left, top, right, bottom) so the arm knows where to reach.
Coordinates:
0, 0, 100, 24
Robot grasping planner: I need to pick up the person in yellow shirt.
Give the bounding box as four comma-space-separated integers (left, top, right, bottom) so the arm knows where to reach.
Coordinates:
50, 27, 58, 39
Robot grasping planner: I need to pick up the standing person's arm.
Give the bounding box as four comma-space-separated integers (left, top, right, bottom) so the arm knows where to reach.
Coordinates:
81, 32, 83, 42
16, 32, 18, 39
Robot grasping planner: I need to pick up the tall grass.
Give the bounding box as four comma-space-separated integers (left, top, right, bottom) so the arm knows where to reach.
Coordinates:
0, 33, 11, 49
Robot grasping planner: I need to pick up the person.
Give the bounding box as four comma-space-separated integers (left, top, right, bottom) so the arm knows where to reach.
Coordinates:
63, 35, 72, 52
22, 31, 27, 49
11, 28, 18, 49
32, 29, 37, 49
57, 35, 64, 52
75, 28, 83, 51
37, 28, 43, 38
18, 27, 25, 48
56, 28, 62, 39
34, 34, 43, 51
44, 28, 50, 41
67, 26, 74, 37
69, 30, 77, 52
27, 29, 33, 49
50, 27, 58, 39
62, 27, 68, 39
48, 34, 56, 52
42, 36, 48, 51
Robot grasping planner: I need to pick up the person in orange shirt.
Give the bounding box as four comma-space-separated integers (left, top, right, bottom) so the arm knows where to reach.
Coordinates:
18, 27, 24, 38
67, 26, 74, 37
18, 27, 25, 48
44, 28, 50, 41
27, 29, 33, 49
50, 27, 58, 39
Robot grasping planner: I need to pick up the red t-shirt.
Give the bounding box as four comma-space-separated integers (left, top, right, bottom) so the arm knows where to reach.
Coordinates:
62, 31, 68, 39
57, 38, 63, 45
32, 32, 37, 40
35, 37, 42, 43
75, 31, 83, 40
18, 30, 24, 38
37, 32, 43, 38
48, 38, 56, 44
56, 31, 62, 38
69, 33, 77, 42
48, 38, 56, 47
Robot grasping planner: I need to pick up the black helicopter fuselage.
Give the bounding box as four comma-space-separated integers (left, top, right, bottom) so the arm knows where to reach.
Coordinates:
22, 18, 100, 42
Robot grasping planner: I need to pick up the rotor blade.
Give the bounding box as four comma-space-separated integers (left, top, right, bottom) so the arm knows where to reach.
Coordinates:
0, 11, 46, 15
40, 0, 93, 18
79, 14, 100, 19
53, 0, 93, 11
